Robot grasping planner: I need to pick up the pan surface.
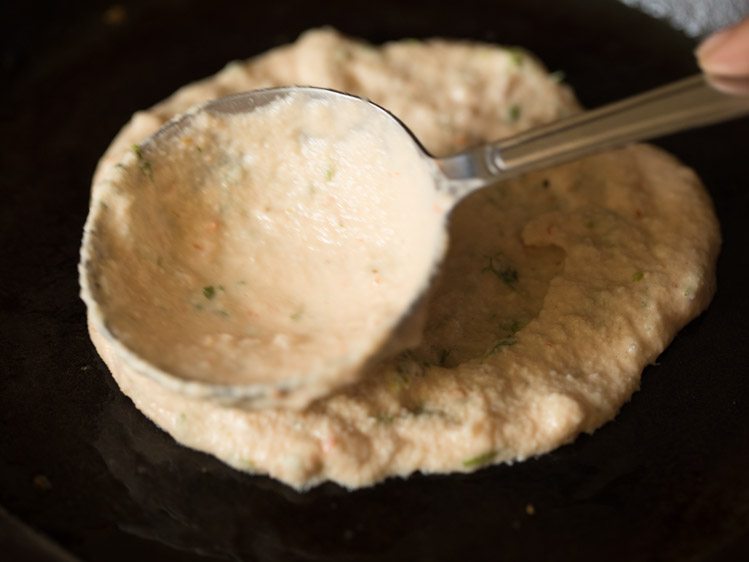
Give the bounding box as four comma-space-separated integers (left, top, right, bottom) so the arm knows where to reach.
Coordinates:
2, 0, 749, 560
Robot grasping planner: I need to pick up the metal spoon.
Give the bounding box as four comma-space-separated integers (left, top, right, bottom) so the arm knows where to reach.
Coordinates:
85, 73, 749, 407
183, 74, 749, 203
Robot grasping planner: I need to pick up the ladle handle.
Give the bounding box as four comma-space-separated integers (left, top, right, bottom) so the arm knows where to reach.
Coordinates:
437, 74, 749, 198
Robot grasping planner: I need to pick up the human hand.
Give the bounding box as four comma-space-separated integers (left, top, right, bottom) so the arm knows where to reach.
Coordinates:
696, 18, 749, 77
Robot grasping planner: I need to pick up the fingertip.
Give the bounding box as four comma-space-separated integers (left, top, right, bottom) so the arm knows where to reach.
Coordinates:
695, 18, 749, 76
695, 27, 732, 62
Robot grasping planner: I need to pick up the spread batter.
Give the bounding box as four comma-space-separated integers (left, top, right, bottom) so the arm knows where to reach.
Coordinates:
80, 29, 720, 489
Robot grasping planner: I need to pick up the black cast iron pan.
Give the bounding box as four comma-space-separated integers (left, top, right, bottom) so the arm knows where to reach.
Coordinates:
3, 0, 749, 560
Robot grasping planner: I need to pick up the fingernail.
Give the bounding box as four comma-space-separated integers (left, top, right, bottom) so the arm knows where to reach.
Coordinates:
696, 25, 736, 61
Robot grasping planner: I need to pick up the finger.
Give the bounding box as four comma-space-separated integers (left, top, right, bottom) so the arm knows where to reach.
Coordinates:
696, 18, 749, 77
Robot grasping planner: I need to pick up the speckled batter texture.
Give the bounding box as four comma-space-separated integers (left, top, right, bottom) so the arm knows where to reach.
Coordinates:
82, 29, 720, 489
82, 91, 449, 406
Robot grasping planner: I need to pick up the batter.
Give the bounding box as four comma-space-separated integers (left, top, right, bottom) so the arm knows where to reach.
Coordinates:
81, 91, 447, 406
80, 29, 720, 489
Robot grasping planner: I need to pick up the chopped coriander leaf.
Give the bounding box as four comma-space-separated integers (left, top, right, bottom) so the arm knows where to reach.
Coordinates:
408, 403, 427, 416
406, 403, 445, 418
131, 143, 153, 179
508, 104, 522, 122
438, 348, 451, 367
203, 285, 216, 299
463, 450, 497, 468
141, 161, 153, 176
483, 254, 520, 288
395, 350, 428, 377
509, 48, 524, 67
486, 336, 518, 356
485, 319, 524, 356
390, 370, 411, 392
505, 319, 523, 335
499, 267, 518, 286
290, 308, 304, 321
325, 164, 336, 181
371, 412, 396, 424
632, 271, 644, 282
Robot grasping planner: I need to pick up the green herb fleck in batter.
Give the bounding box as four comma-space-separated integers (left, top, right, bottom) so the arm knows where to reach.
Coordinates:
486, 336, 518, 356
203, 285, 217, 300
484, 254, 519, 288
290, 307, 305, 321
508, 104, 522, 122
504, 319, 523, 335
407, 403, 446, 418
485, 319, 523, 356
463, 450, 497, 468
408, 403, 427, 416
390, 370, 410, 392
325, 164, 336, 181
438, 348, 452, 367
131, 143, 153, 179
371, 412, 396, 424
632, 271, 644, 282
509, 48, 524, 67
396, 350, 428, 377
